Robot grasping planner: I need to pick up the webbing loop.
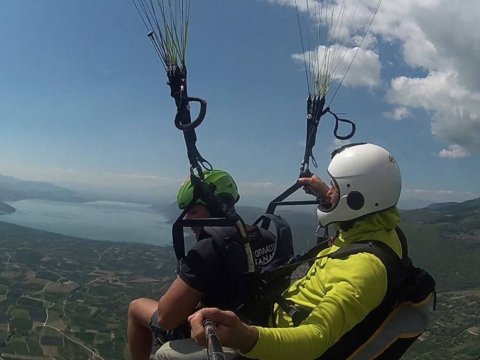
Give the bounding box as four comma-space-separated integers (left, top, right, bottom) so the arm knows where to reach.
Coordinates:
174, 97, 207, 131
301, 95, 356, 176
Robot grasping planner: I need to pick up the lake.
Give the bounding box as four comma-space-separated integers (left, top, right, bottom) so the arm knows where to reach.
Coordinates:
1, 199, 174, 246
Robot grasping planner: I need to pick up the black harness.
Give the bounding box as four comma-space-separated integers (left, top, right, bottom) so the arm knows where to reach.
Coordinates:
271, 227, 436, 360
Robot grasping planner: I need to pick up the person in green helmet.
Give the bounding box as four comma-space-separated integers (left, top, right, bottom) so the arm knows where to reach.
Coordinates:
127, 170, 260, 360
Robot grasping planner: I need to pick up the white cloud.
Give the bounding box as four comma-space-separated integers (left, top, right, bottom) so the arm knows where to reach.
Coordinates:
387, 72, 480, 154
267, 0, 384, 44
374, 0, 480, 154
279, 0, 383, 94
403, 187, 475, 203
383, 106, 412, 121
264, 0, 480, 155
292, 45, 381, 90
438, 144, 470, 159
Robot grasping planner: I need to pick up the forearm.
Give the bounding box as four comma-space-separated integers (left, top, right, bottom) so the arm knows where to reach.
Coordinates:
156, 277, 203, 329
243, 324, 327, 360
237, 325, 259, 354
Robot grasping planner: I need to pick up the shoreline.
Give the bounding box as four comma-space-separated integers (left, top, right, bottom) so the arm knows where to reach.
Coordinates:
0, 199, 171, 246
0, 201, 16, 215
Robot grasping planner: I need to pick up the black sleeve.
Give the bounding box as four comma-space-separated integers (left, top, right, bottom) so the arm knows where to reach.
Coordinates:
178, 238, 222, 293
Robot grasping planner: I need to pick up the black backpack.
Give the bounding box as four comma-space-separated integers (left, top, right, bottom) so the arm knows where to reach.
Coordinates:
205, 213, 295, 326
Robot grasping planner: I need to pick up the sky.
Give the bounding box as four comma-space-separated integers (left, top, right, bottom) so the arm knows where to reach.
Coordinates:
0, 0, 479, 206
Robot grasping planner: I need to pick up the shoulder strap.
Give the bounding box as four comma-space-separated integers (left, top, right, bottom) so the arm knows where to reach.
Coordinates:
253, 213, 293, 246
201, 226, 252, 312
329, 240, 406, 292
202, 226, 237, 242
395, 226, 412, 267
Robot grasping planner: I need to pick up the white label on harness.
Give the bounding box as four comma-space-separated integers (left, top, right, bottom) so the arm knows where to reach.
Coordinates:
254, 243, 276, 266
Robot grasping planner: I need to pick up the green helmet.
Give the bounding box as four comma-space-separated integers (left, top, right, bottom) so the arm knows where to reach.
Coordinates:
177, 169, 240, 210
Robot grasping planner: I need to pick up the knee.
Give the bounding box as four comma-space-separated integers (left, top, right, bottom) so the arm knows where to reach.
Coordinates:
128, 298, 141, 317
128, 298, 152, 324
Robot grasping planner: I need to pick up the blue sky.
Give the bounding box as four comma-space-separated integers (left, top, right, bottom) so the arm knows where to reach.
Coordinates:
0, 0, 479, 206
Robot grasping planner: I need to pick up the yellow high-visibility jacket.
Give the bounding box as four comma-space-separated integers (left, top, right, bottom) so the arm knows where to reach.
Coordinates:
244, 208, 402, 360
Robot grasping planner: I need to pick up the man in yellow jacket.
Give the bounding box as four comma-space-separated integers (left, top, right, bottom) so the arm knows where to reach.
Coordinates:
161, 143, 408, 359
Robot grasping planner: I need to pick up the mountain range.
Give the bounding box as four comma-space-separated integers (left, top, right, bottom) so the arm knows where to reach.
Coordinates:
0, 175, 85, 203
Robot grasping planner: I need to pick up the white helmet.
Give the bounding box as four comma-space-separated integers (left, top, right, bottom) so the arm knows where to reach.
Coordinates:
317, 143, 401, 226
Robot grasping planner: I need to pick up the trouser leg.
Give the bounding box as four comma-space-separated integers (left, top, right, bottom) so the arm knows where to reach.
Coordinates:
154, 339, 239, 360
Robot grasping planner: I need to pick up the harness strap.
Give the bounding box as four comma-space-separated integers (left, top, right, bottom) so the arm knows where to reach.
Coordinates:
257, 239, 330, 284
300, 95, 356, 175
167, 65, 211, 175
329, 241, 406, 292
275, 296, 310, 327
206, 226, 247, 312
301, 95, 327, 174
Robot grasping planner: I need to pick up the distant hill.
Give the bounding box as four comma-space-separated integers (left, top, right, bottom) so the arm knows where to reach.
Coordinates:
401, 197, 480, 231
398, 197, 480, 292
156, 201, 181, 222
425, 197, 480, 216
398, 198, 433, 210
0, 202, 15, 215
424, 201, 459, 210
0, 174, 85, 202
